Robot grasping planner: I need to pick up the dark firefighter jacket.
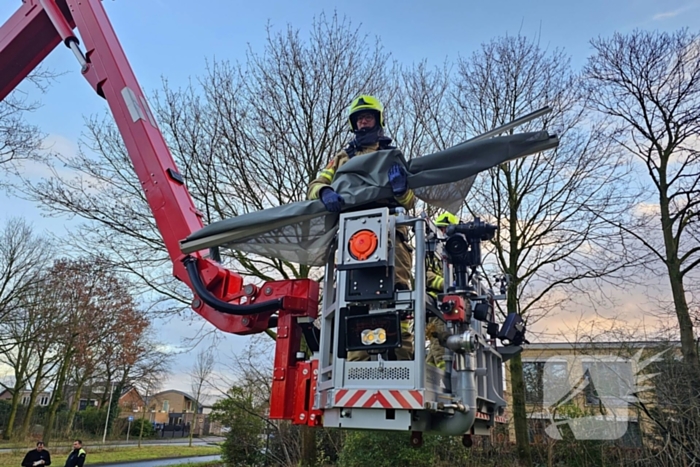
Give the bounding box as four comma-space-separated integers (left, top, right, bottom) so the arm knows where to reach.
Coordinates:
64, 448, 86, 467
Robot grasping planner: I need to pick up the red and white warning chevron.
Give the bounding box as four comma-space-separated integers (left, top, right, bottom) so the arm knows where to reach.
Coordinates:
474, 411, 509, 424
334, 389, 424, 409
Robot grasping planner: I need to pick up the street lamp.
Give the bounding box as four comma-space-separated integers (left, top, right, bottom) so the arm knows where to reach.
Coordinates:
102, 381, 116, 444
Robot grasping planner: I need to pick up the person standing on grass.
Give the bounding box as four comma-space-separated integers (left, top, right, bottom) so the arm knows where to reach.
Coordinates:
63, 440, 86, 467
21, 441, 51, 467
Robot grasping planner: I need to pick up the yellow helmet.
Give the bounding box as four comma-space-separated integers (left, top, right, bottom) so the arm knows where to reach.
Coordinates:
434, 212, 459, 227
348, 95, 385, 131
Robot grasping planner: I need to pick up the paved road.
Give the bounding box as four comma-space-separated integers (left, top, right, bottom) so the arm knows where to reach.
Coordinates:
97, 454, 222, 467
99, 436, 224, 447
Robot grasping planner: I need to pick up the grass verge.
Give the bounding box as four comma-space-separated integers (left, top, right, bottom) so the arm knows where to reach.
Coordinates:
0, 437, 221, 450
0, 444, 220, 466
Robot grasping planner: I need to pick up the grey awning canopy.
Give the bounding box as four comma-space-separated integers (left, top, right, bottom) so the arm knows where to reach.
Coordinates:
180, 130, 559, 266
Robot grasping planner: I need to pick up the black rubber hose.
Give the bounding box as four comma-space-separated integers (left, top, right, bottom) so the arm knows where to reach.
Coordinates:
184, 256, 283, 315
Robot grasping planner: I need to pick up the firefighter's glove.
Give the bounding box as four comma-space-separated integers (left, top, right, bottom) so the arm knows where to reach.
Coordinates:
388, 163, 408, 196
320, 187, 345, 213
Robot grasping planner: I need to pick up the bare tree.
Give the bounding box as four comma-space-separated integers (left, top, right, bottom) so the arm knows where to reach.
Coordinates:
454, 34, 631, 466
0, 276, 65, 440
0, 98, 42, 180
97, 306, 152, 419
0, 217, 53, 331
35, 256, 143, 445
17, 293, 62, 439
389, 60, 463, 221
0, 69, 58, 183
189, 345, 215, 446
0, 218, 54, 439
19, 15, 395, 463
63, 290, 146, 436
584, 28, 700, 376
391, 60, 460, 161
20, 12, 395, 308
0, 301, 39, 440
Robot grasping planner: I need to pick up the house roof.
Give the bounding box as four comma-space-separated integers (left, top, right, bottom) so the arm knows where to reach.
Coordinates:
0, 388, 51, 397
153, 389, 197, 400
523, 340, 682, 350
120, 385, 137, 397
153, 389, 204, 410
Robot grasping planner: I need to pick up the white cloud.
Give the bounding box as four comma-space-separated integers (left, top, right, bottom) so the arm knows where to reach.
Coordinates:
40, 133, 79, 158
653, 9, 683, 20
154, 343, 188, 355
528, 279, 671, 343
633, 202, 660, 217
652, 3, 700, 20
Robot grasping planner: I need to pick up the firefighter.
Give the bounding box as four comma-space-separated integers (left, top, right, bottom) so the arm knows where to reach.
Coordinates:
63, 440, 86, 467
426, 212, 459, 370
307, 95, 416, 361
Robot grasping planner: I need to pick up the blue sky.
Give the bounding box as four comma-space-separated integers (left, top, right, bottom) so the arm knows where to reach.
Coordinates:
1, 0, 698, 392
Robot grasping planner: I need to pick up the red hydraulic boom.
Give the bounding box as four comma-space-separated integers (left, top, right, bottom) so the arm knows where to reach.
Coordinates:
0, 0, 320, 425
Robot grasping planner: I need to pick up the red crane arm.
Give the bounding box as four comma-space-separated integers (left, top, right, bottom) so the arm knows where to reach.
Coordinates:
0, 0, 320, 423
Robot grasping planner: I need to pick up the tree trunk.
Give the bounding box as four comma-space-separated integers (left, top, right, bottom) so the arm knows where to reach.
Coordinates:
20, 352, 48, 439
506, 168, 532, 467
20, 336, 55, 439
659, 187, 700, 377
510, 352, 532, 466
42, 352, 71, 446
299, 425, 317, 467
188, 411, 194, 447
189, 387, 198, 448
3, 385, 23, 440
3, 350, 30, 440
138, 392, 150, 448
138, 408, 145, 448
66, 379, 87, 435
666, 260, 700, 370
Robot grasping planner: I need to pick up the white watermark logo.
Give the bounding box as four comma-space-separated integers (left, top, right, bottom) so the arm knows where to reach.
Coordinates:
541, 348, 667, 440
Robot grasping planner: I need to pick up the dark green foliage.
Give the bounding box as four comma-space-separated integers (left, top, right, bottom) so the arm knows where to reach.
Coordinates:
338, 430, 470, 467
131, 418, 155, 438
211, 386, 266, 467
0, 400, 18, 430
74, 407, 106, 435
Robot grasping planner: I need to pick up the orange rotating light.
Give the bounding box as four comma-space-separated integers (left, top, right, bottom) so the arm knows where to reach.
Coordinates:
348, 229, 378, 261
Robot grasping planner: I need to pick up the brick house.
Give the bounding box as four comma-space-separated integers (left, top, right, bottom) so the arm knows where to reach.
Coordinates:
65, 384, 145, 413
115, 386, 146, 416
107, 386, 227, 436
148, 389, 198, 426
